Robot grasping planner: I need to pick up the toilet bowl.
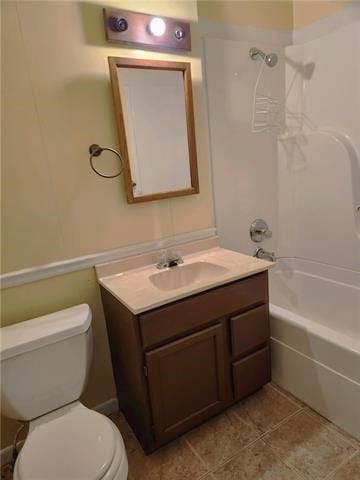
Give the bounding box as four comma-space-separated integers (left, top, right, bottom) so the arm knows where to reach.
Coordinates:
0, 304, 128, 480
13, 403, 128, 480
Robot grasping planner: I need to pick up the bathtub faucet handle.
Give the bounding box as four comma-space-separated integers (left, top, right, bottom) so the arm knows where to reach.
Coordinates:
255, 227, 272, 237
250, 219, 272, 243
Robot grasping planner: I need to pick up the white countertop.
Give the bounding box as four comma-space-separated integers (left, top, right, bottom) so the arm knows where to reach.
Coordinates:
96, 243, 274, 315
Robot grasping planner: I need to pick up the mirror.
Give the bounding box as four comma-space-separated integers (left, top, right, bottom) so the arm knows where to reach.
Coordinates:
108, 57, 199, 203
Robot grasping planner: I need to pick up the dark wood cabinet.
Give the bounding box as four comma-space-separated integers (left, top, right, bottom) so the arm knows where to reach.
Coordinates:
139, 271, 268, 349
230, 304, 270, 357
232, 347, 271, 400
146, 324, 227, 443
101, 271, 271, 453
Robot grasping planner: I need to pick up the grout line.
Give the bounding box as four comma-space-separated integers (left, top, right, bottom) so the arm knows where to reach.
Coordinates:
206, 436, 265, 474
302, 408, 360, 451
268, 382, 305, 409
228, 385, 304, 438
264, 440, 309, 480
231, 406, 303, 431
205, 436, 307, 478
262, 408, 360, 480
324, 450, 359, 480
183, 437, 212, 479
190, 394, 308, 474
261, 407, 306, 438
184, 411, 265, 475
197, 472, 216, 480
228, 406, 265, 433
188, 406, 306, 477
232, 405, 305, 441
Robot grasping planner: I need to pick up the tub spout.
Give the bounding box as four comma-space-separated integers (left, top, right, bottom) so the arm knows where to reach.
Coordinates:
254, 247, 276, 262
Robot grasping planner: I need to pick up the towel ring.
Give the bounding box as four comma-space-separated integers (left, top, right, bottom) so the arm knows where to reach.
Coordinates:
89, 144, 123, 178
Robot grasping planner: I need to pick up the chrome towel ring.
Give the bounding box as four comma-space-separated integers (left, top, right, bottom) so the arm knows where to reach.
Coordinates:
89, 144, 123, 178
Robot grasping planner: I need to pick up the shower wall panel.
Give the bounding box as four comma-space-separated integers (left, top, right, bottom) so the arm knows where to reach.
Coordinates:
204, 37, 284, 254
279, 19, 360, 270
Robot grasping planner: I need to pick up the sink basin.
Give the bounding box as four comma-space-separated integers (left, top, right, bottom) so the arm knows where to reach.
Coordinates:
149, 261, 229, 291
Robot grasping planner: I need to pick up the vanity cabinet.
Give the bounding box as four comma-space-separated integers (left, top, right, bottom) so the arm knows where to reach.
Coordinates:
101, 270, 271, 453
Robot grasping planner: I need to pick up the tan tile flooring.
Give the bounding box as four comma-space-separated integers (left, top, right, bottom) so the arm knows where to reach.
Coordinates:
2, 383, 359, 480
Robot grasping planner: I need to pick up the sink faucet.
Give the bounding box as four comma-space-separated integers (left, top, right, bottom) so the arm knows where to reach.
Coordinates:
156, 250, 184, 269
253, 247, 276, 262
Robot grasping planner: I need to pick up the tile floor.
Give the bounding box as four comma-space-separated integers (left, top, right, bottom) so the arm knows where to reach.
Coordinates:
2, 383, 359, 480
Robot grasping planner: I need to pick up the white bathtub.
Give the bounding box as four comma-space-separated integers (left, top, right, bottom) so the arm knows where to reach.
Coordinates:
269, 258, 360, 440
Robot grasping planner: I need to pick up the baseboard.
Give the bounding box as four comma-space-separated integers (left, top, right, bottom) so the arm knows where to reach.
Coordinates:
93, 397, 119, 417
0, 397, 119, 466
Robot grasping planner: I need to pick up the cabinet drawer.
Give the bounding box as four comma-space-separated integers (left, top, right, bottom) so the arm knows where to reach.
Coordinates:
232, 347, 271, 400
230, 304, 269, 357
140, 272, 268, 348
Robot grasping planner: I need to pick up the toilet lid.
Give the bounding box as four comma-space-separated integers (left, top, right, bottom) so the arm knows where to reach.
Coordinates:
17, 408, 116, 480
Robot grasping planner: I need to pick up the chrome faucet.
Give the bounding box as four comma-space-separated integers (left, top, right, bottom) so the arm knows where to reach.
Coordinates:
156, 250, 184, 269
253, 247, 276, 262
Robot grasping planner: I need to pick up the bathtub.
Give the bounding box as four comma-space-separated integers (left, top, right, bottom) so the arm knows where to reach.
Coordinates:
269, 258, 360, 440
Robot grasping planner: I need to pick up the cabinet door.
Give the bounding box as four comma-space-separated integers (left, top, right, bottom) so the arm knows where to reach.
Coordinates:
146, 324, 227, 443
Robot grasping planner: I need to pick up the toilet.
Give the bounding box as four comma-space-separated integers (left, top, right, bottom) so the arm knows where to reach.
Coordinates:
0, 304, 128, 480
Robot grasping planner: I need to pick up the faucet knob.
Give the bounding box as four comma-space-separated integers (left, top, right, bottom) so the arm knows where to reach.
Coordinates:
250, 219, 272, 243
168, 250, 184, 265
156, 249, 183, 269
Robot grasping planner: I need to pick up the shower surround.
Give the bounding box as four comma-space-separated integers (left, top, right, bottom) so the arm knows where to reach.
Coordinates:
203, 5, 360, 439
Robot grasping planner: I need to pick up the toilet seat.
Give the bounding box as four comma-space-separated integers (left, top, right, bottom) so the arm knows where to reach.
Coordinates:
14, 402, 128, 480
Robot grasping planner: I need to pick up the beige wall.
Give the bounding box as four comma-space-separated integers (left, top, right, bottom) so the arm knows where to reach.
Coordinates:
1, 0, 213, 449
293, 0, 350, 29
197, 0, 351, 31
197, 1, 294, 30
2, 0, 214, 274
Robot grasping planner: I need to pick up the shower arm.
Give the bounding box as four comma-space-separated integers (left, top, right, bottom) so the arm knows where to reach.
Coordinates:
249, 47, 266, 61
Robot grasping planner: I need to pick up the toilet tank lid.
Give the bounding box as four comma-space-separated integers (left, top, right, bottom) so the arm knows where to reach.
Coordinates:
0, 304, 92, 361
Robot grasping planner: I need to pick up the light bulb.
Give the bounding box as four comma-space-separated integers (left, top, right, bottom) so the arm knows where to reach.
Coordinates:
149, 17, 166, 37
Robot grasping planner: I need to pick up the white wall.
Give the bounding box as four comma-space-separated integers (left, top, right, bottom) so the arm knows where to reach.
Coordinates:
279, 16, 360, 270
203, 36, 283, 255
203, 8, 360, 272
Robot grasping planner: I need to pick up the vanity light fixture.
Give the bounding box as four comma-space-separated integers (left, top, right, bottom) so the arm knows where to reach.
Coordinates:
174, 27, 185, 40
103, 8, 191, 52
149, 17, 166, 37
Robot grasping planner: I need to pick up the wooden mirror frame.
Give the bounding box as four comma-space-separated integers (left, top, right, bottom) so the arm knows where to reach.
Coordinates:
108, 57, 199, 203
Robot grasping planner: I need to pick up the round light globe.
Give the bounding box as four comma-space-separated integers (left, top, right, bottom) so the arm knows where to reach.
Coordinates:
149, 17, 166, 37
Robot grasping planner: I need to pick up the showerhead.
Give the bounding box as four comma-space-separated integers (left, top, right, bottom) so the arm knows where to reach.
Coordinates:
264, 53, 278, 68
249, 47, 278, 68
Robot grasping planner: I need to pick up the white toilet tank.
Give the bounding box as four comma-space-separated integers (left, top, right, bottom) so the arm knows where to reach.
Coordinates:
0, 304, 92, 421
